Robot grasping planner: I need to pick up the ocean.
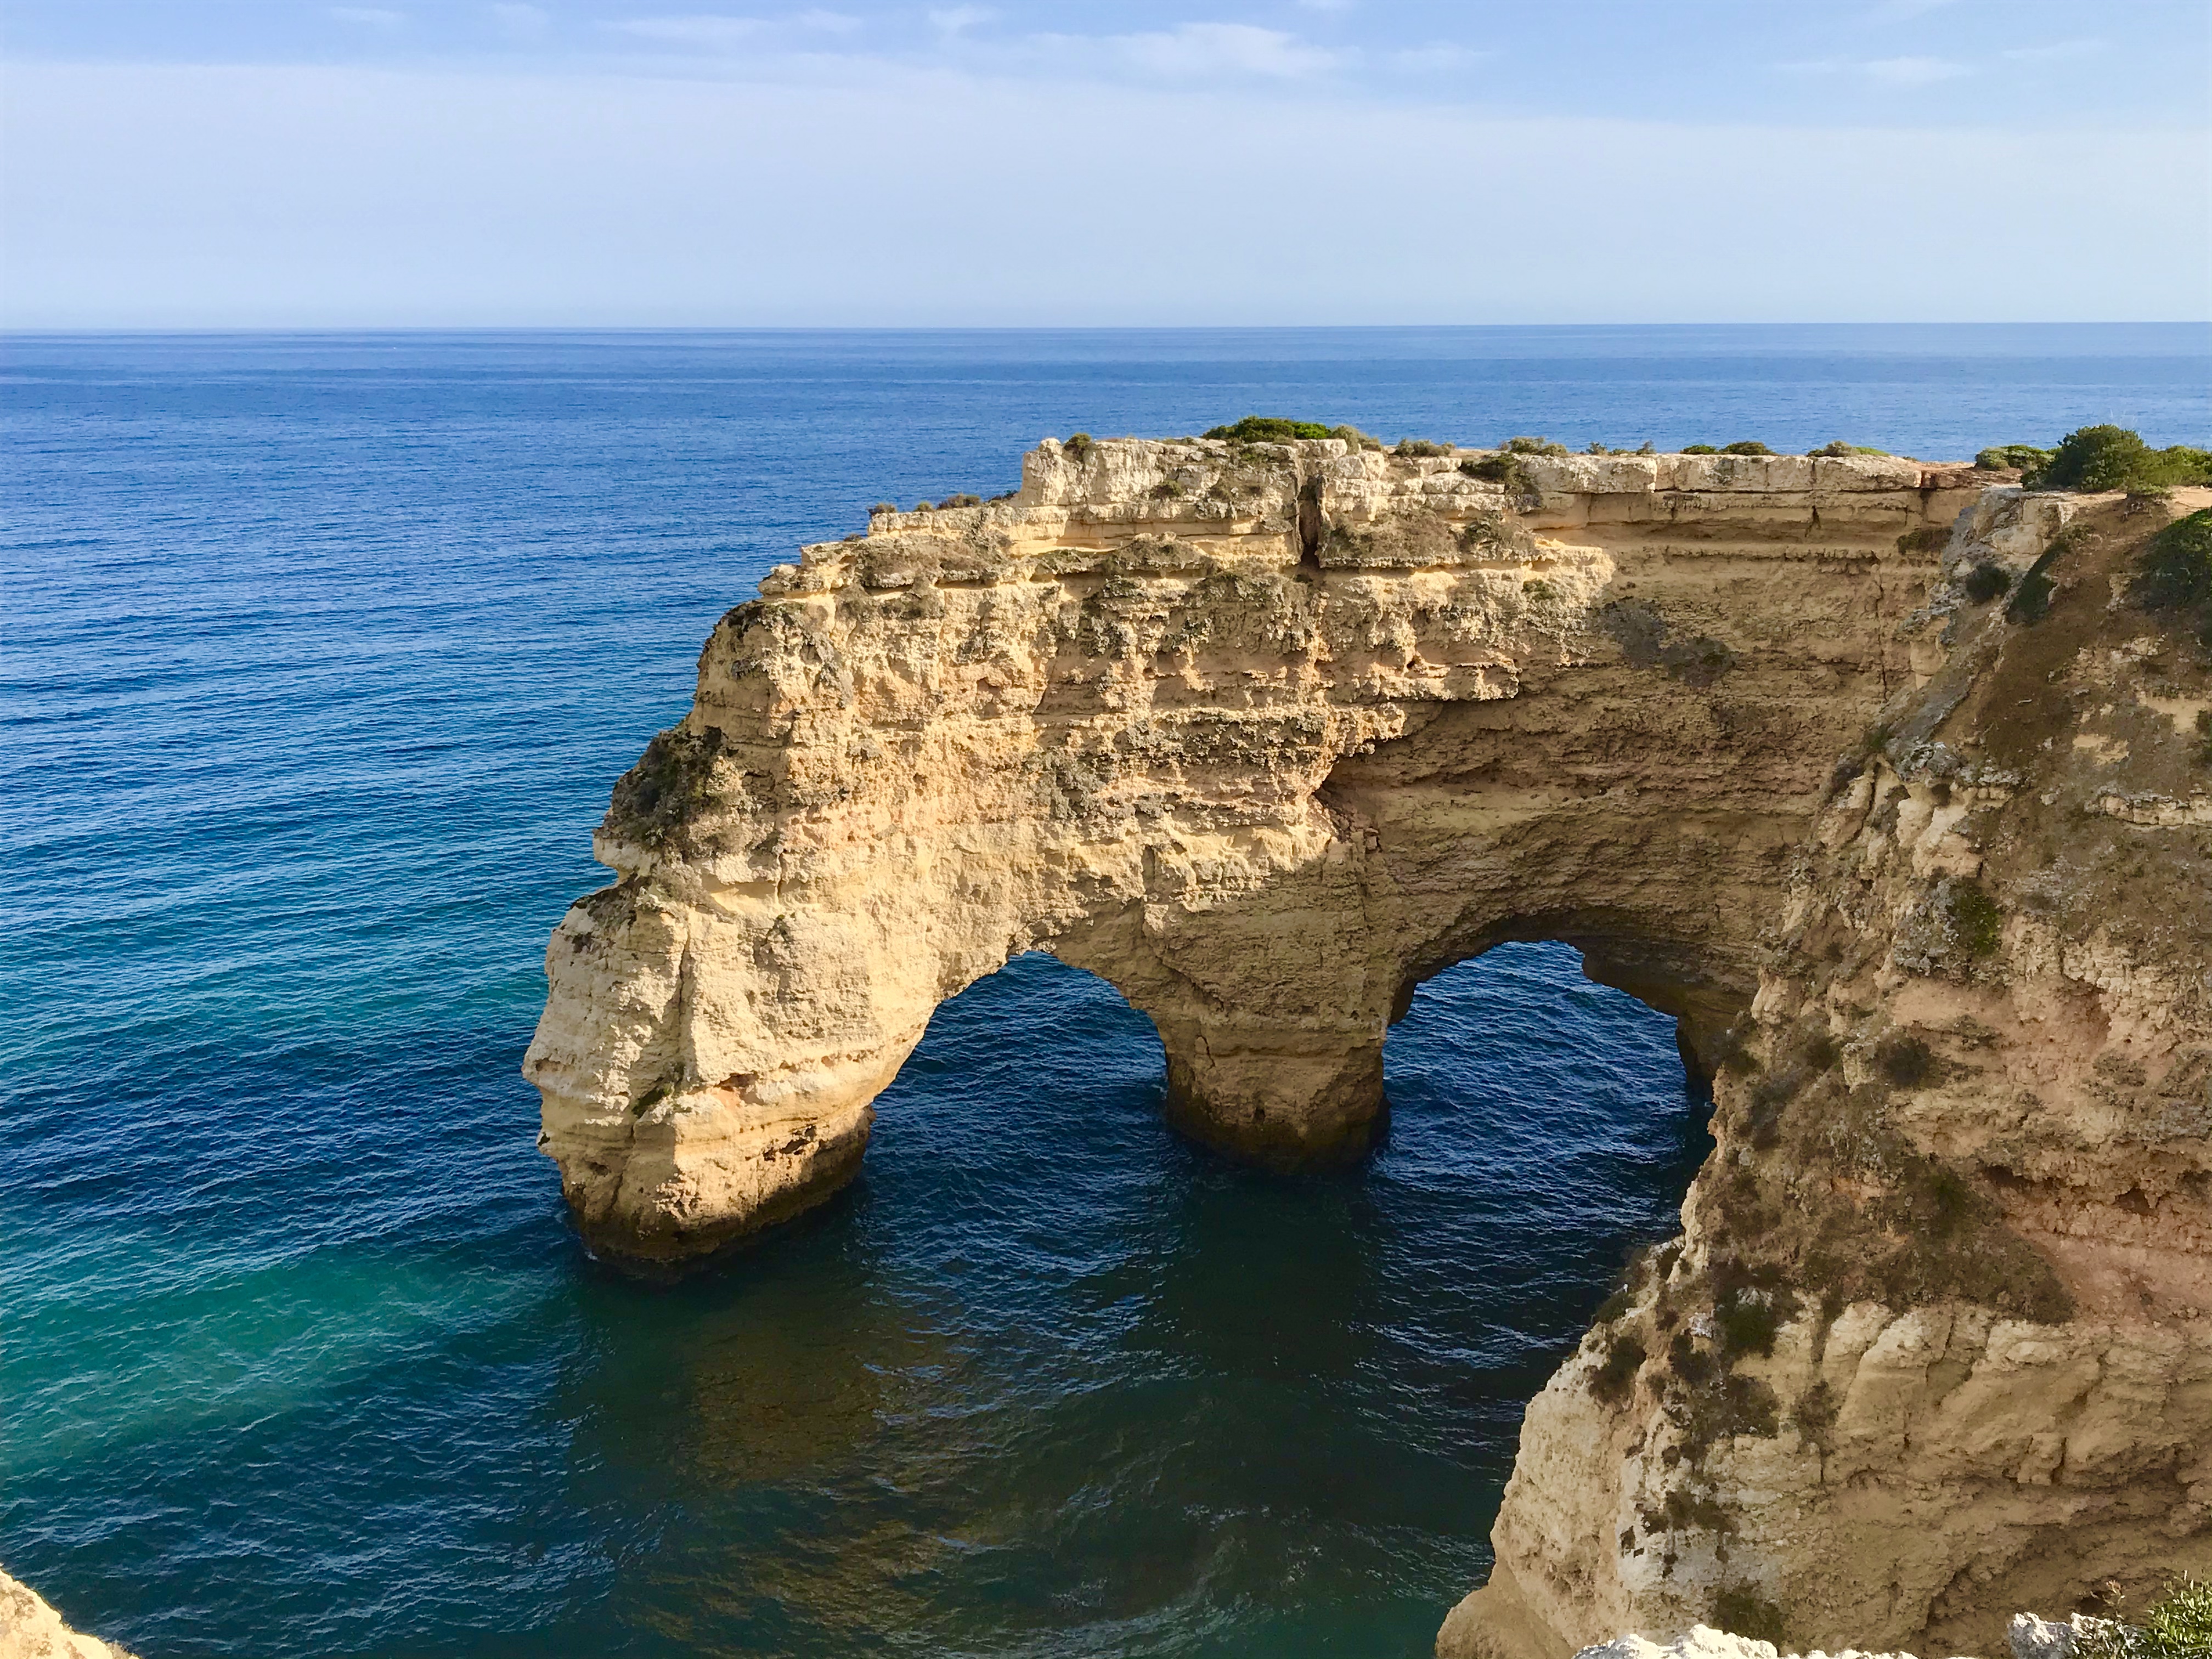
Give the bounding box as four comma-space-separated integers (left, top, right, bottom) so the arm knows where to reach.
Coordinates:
3, 324, 2205, 1658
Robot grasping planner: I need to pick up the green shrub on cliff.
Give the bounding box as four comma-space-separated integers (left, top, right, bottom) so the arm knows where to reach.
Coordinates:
1712, 1588, 1788, 1646
1975, 443, 2052, 473
1499, 435, 1569, 455
1681, 443, 1718, 454
1995, 425, 2212, 493
1201, 416, 1332, 443
1393, 438, 1453, 457
2078, 1577, 2212, 1659
1720, 440, 1774, 455
2132, 508, 2212, 642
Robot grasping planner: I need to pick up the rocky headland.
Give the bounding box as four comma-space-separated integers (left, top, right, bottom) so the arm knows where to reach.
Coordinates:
524, 430, 2212, 1657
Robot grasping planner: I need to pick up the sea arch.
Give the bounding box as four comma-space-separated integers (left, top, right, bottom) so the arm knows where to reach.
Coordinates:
526, 435, 1969, 1266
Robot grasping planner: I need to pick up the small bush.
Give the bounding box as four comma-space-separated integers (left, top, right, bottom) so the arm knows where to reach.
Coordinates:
1977, 443, 2052, 473
1065, 432, 1096, 461
1149, 480, 1183, 500
1201, 416, 1331, 443
1329, 423, 1383, 451
2025, 425, 2212, 493
1718, 1299, 1784, 1358
868, 501, 896, 515
2007, 539, 2068, 624
1590, 1334, 1647, 1406
1500, 435, 1569, 455
1395, 438, 1452, 458
1460, 453, 1530, 490
1721, 440, 1774, 456
1791, 1380, 1837, 1446
1945, 879, 2003, 957
2132, 509, 2212, 636
938, 492, 981, 509
1878, 1033, 1936, 1087
1962, 562, 2013, 604
1811, 439, 1889, 456
2082, 1577, 2212, 1659
1713, 1588, 1788, 1646
1682, 443, 1719, 455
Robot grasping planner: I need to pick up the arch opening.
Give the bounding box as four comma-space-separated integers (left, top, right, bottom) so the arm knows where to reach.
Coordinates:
676, 941, 1717, 1655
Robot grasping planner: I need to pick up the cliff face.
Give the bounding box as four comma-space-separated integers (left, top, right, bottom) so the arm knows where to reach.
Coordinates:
522, 436, 2208, 1652
1443, 488, 2212, 1658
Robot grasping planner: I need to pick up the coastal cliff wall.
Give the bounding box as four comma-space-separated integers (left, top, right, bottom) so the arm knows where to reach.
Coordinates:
1442, 486, 2212, 1658
523, 435, 2210, 1653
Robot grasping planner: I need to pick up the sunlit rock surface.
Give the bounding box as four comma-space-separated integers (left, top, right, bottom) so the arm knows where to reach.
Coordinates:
0, 1569, 139, 1659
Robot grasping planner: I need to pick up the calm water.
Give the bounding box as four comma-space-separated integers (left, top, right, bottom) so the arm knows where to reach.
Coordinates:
4, 326, 2205, 1658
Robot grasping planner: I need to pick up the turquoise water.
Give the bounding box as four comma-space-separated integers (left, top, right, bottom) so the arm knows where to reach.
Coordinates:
4, 326, 2205, 1657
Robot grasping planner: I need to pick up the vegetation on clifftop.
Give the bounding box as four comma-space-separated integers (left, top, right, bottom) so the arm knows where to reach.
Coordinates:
1977, 425, 2212, 492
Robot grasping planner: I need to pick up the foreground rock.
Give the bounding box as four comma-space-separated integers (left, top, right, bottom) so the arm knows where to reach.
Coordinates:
0, 1570, 138, 1659
525, 436, 2212, 1653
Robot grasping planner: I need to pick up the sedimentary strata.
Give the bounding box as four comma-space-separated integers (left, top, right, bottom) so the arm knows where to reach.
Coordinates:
524, 435, 2211, 1654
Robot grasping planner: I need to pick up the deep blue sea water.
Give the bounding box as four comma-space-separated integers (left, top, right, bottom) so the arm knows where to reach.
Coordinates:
3, 325, 2206, 1659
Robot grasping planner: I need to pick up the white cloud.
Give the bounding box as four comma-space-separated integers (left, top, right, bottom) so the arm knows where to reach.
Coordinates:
928, 5, 994, 35
1860, 55, 1972, 87
1297, 0, 1356, 10
1032, 22, 1341, 81
1781, 55, 1973, 88
328, 6, 406, 25
614, 10, 856, 49
1865, 0, 1961, 19
489, 3, 548, 36
1389, 42, 1489, 74
615, 13, 766, 48
2002, 38, 2106, 63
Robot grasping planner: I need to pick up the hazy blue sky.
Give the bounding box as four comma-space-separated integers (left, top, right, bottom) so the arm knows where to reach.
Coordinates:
4, 1, 2207, 327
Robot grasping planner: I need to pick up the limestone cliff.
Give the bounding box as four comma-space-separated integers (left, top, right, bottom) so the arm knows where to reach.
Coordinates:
523, 435, 2208, 1654
1441, 488, 2212, 1658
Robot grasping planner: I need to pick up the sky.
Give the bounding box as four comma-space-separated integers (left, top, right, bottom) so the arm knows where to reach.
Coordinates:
2, 1, 2207, 328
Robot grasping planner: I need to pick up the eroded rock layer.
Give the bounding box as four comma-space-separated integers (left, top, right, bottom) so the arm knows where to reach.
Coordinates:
523, 436, 2210, 1654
